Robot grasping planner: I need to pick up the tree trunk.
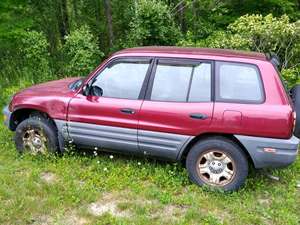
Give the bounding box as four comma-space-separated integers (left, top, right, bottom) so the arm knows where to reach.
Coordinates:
192, 0, 197, 35
178, 1, 186, 33
103, 0, 114, 48
58, 0, 69, 42
73, 0, 78, 24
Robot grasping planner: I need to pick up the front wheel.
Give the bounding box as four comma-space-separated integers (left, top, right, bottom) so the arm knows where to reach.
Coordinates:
186, 137, 248, 191
15, 116, 59, 155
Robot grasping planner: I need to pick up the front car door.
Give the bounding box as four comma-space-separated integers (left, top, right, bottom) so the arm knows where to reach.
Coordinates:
138, 58, 214, 160
67, 57, 153, 154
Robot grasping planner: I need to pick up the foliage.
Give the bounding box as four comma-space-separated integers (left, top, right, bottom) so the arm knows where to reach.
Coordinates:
22, 31, 50, 67
228, 14, 299, 67
179, 14, 300, 85
20, 31, 53, 83
282, 67, 300, 88
126, 0, 181, 47
62, 26, 104, 76
1, 0, 300, 87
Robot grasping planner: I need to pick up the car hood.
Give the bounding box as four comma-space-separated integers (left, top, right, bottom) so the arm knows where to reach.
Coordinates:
16, 77, 81, 97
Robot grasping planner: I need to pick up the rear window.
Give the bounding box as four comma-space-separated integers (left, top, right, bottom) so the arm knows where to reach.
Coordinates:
216, 62, 264, 103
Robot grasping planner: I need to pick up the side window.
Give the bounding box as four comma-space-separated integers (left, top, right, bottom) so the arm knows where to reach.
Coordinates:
216, 62, 264, 103
188, 63, 211, 102
92, 60, 150, 99
150, 60, 211, 102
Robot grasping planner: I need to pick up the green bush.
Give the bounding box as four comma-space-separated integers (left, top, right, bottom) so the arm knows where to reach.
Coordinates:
282, 67, 300, 88
179, 14, 300, 87
126, 0, 181, 47
228, 14, 300, 66
63, 25, 104, 76
21, 30, 52, 82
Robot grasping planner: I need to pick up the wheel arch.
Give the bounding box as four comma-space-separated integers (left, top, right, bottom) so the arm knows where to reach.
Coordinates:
9, 108, 57, 131
178, 133, 255, 167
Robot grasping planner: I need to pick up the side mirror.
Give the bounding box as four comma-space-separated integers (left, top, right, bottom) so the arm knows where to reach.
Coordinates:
82, 84, 90, 96
90, 86, 103, 97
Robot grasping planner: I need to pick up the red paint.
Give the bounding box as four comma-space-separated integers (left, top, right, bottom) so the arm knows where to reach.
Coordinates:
9, 47, 294, 139
10, 77, 79, 120
68, 94, 143, 129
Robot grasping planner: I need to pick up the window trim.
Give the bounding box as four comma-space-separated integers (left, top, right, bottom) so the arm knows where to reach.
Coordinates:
145, 57, 213, 103
215, 61, 266, 104
87, 56, 154, 100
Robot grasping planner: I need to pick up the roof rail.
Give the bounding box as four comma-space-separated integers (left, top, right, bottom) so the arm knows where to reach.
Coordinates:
266, 52, 281, 68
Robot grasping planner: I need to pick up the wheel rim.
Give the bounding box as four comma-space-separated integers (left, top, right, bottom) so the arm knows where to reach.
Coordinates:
22, 127, 48, 155
196, 150, 236, 186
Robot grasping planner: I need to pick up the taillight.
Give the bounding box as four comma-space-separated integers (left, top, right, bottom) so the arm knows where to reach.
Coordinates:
293, 111, 296, 131
8, 96, 14, 112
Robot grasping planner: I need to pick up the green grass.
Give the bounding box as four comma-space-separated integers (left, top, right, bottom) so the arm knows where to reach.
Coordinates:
0, 117, 299, 225
0, 83, 299, 224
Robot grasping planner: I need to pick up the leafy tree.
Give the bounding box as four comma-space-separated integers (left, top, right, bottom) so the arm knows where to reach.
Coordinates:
179, 14, 300, 86
126, 0, 181, 47
21, 30, 52, 82
62, 25, 104, 76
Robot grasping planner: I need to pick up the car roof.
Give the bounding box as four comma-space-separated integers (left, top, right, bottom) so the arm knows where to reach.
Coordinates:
116, 46, 267, 61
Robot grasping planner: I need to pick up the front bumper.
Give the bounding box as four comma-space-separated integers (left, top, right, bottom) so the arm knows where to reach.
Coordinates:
235, 135, 299, 168
2, 105, 12, 128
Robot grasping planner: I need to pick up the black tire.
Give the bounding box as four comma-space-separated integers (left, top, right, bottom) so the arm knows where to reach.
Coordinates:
290, 84, 300, 138
15, 116, 59, 154
186, 137, 248, 191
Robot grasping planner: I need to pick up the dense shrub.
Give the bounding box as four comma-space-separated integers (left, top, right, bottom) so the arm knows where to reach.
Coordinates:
179, 14, 300, 86
62, 26, 104, 76
126, 0, 181, 47
21, 31, 52, 82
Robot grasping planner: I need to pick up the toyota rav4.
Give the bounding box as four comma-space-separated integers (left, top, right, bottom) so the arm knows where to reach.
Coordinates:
3, 47, 299, 191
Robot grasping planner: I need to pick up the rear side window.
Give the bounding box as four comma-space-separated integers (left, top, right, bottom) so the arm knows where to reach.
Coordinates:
150, 60, 211, 102
216, 62, 264, 103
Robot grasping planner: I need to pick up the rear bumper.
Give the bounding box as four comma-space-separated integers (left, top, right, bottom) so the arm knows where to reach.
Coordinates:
2, 105, 12, 128
235, 135, 299, 169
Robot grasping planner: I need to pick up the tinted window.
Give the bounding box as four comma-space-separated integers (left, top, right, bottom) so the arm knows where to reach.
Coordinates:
216, 62, 263, 102
188, 63, 211, 102
92, 60, 150, 99
150, 61, 211, 102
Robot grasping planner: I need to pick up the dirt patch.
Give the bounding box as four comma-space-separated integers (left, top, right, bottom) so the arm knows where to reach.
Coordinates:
31, 215, 53, 225
88, 192, 131, 217
210, 209, 230, 224
151, 204, 188, 221
32, 212, 89, 225
40, 172, 57, 184
62, 213, 89, 225
163, 204, 187, 217
258, 198, 271, 206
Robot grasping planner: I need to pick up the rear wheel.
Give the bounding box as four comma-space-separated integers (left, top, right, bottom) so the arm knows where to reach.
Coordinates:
15, 116, 58, 154
290, 84, 300, 138
186, 137, 248, 191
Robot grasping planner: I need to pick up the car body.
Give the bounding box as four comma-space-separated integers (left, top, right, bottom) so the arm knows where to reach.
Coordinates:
3, 47, 299, 190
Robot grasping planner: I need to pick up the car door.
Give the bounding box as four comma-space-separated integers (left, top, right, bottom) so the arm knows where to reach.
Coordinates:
138, 58, 214, 160
67, 57, 153, 154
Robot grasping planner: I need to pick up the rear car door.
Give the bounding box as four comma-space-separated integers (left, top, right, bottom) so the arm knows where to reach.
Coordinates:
67, 57, 152, 154
138, 58, 214, 160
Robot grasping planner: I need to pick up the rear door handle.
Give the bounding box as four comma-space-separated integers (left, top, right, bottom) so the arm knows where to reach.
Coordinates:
120, 108, 135, 114
190, 113, 208, 120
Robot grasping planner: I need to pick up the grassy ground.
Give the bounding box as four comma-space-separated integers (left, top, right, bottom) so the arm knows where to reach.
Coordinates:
0, 117, 299, 225
0, 84, 300, 225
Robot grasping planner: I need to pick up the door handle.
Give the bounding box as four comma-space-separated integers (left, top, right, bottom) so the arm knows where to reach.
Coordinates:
190, 113, 208, 120
120, 108, 135, 114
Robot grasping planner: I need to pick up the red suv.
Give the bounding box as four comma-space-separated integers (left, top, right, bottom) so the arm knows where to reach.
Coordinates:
3, 47, 299, 191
